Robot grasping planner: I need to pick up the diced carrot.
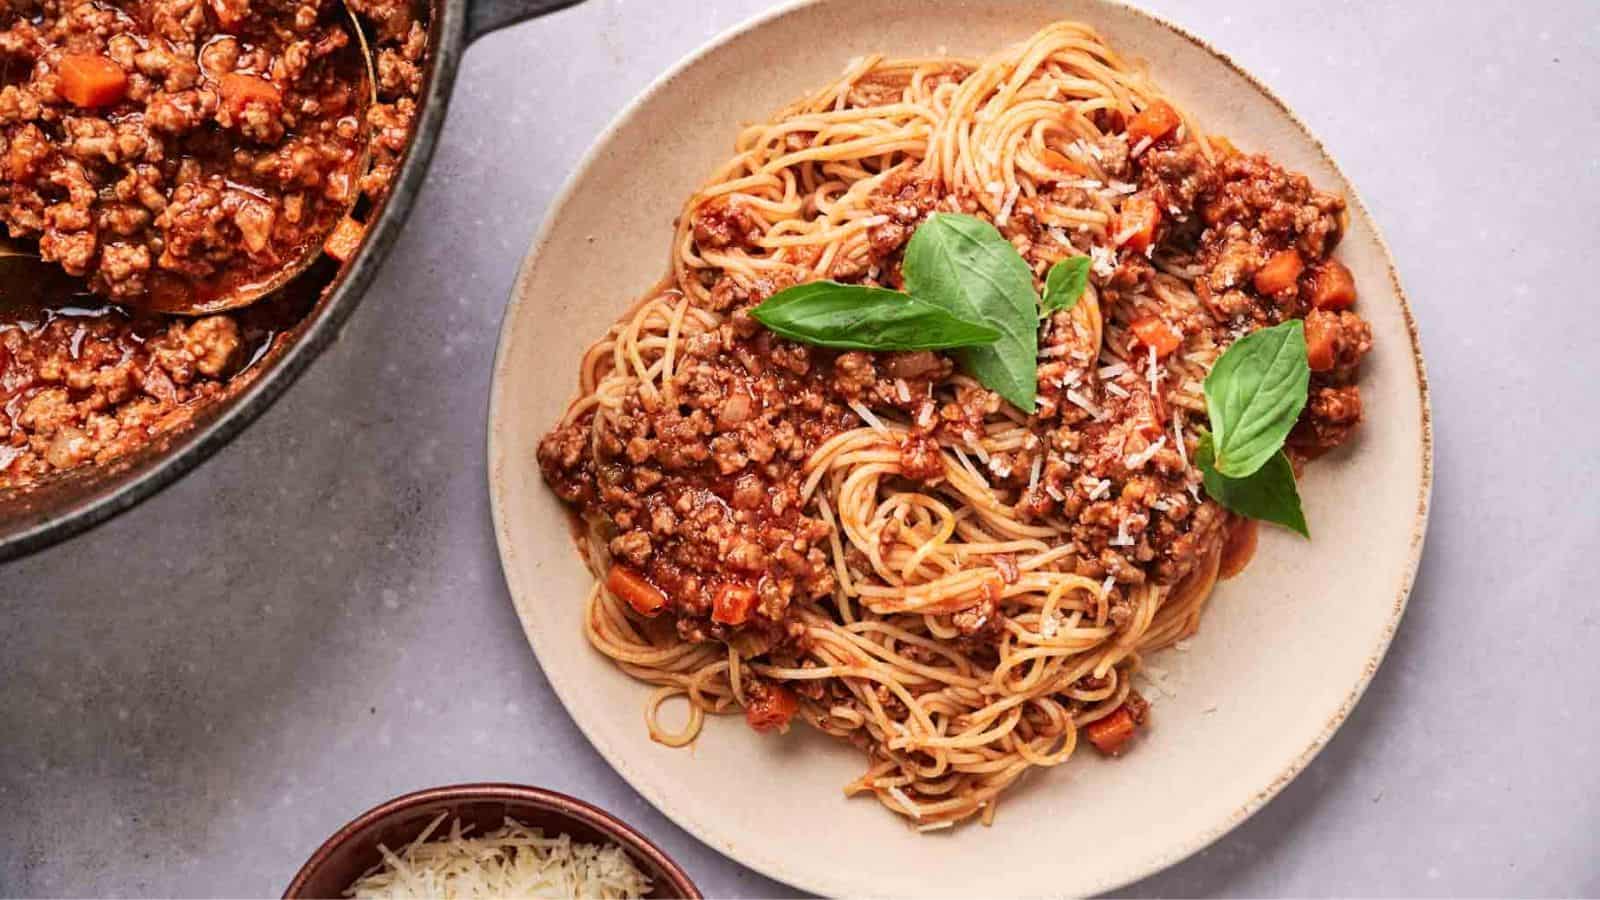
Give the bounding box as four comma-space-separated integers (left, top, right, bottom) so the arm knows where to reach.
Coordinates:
711, 583, 756, 626
218, 72, 283, 118
1114, 194, 1161, 253
1130, 316, 1182, 359
1127, 99, 1181, 145
1038, 147, 1088, 176
1304, 311, 1338, 372
1253, 249, 1305, 296
323, 217, 366, 263
58, 54, 128, 109
745, 684, 798, 734
1307, 259, 1357, 310
606, 565, 667, 617
1084, 707, 1138, 756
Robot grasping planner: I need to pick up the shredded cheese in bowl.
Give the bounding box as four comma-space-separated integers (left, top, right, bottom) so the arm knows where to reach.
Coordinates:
345, 813, 653, 899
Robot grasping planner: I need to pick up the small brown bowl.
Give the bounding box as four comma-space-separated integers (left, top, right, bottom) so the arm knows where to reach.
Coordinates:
283, 783, 702, 899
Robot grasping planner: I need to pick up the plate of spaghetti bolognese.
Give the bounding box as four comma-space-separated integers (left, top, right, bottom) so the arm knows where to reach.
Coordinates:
488, 1, 1431, 895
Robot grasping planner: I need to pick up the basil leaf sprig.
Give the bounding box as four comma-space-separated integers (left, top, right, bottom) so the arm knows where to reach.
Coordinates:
1202, 320, 1310, 478
749, 213, 1041, 410
1195, 434, 1308, 537
751, 282, 1002, 350
1196, 320, 1313, 536
745, 208, 1319, 535
902, 214, 1039, 410
1041, 256, 1089, 313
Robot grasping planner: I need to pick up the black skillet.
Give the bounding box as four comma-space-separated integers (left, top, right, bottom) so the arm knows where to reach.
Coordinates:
0, 0, 587, 563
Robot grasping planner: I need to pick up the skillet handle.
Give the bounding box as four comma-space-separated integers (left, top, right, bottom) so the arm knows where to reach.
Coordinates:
465, 0, 585, 43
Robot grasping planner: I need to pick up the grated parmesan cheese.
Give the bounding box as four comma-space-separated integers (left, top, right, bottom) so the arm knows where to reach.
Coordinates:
1089, 244, 1117, 279
1125, 437, 1166, 469
995, 183, 1020, 227
986, 455, 1012, 479
1111, 517, 1134, 546
344, 814, 652, 900
1040, 613, 1061, 638
848, 400, 889, 435
886, 785, 924, 820
1065, 389, 1105, 420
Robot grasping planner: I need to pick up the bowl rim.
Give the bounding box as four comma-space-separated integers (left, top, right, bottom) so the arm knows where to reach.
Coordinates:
486, 0, 1434, 894
281, 782, 703, 899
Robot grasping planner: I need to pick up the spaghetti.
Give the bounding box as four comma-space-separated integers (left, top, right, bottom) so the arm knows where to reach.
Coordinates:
538, 20, 1370, 828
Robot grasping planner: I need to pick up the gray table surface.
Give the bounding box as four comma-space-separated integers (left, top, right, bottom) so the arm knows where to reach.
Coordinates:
4, 1, 1598, 896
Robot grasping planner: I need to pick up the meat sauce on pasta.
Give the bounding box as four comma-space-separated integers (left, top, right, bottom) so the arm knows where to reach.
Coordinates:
537, 21, 1371, 827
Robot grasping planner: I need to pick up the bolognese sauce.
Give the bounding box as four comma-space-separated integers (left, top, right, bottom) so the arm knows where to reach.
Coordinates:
540, 140, 1374, 658
0, 0, 428, 489
537, 23, 1374, 824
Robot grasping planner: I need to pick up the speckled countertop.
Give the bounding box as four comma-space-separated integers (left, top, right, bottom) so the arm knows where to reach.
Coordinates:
3, 1, 1598, 896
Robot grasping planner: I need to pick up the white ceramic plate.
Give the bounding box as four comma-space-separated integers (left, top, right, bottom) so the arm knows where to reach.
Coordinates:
488, 1, 1432, 895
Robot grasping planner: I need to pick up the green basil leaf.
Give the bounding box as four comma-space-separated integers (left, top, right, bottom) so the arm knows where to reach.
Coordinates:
1196, 433, 1309, 538
1041, 256, 1089, 313
750, 281, 1002, 351
902, 213, 1039, 411
1203, 320, 1310, 478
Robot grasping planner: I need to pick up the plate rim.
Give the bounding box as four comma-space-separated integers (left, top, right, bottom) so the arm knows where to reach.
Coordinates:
487, 0, 1434, 894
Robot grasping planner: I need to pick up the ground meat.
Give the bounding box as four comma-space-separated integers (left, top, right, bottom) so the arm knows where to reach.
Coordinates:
832, 351, 876, 397
539, 323, 855, 642
1305, 308, 1372, 378
1122, 688, 1150, 725
865, 170, 942, 265
540, 101, 1372, 672
347, 0, 413, 41
1140, 142, 1218, 213
1, 0, 427, 304
0, 0, 430, 489
538, 267, 962, 643
952, 586, 1001, 639
0, 310, 251, 487
1200, 153, 1345, 287
898, 433, 943, 481
691, 198, 762, 250
1293, 384, 1364, 453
